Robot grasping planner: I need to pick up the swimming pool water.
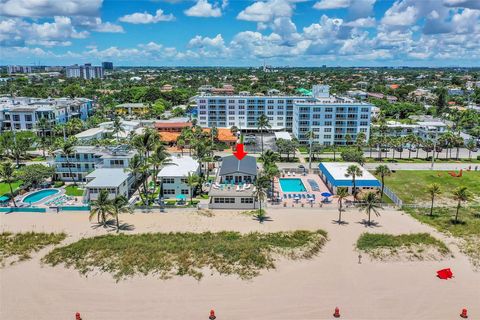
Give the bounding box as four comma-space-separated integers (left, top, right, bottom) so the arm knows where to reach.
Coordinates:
279, 178, 307, 192
23, 189, 59, 203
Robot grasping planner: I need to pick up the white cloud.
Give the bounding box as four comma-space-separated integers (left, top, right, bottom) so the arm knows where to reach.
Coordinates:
344, 17, 376, 28
381, 5, 418, 26
119, 9, 175, 24
0, 0, 102, 17
184, 0, 222, 18
74, 17, 124, 33
237, 0, 294, 22
443, 0, 480, 9
313, 0, 350, 10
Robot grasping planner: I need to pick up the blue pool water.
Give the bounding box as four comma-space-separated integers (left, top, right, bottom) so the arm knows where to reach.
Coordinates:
23, 189, 59, 203
279, 178, 307, 192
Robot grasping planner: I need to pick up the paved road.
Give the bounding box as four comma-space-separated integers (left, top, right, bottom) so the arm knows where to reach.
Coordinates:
276, 162, 480, 171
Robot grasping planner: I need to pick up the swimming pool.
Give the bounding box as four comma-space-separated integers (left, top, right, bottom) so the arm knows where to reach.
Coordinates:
23, 189, 60, 204
279, 178, 307, 192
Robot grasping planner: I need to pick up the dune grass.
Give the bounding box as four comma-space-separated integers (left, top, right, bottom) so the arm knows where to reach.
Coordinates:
0, 232, 66, 266
406, 206, 480, 267
357, 233, 449, 254
43, 230, 328, 281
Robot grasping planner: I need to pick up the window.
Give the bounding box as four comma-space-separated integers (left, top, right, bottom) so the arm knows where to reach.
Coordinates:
181, 189, 189, 195
163, 178, 175, 184
361, 107, 369, 112
163, 189, 175, 195
181, 178, 188, 183
325, 114, 332, 119
214, 197, 235, 204
325, 107, 333, 112
25, 115, 32, 122
241, 198, 253, 204
13, 115, 20, 121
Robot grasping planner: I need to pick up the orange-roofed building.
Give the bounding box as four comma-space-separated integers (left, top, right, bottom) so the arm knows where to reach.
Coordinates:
204, 128, 238, 147
390, 84, 399, 90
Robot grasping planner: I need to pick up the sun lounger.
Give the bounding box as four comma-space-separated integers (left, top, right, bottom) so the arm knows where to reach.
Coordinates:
302, 194, 306, 199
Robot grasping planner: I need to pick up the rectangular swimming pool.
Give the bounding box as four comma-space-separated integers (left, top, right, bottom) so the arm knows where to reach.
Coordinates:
279, 178, 307, 192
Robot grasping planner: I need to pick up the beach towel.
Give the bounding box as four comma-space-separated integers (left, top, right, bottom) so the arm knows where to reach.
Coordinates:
437, 268, 453, 279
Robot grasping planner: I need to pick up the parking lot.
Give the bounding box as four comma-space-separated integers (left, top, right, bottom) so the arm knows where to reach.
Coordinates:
243, 133, 278, 154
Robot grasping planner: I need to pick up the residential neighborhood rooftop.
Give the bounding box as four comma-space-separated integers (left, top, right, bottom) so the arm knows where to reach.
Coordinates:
158, 156, 199, 177
86, 168, 130, 188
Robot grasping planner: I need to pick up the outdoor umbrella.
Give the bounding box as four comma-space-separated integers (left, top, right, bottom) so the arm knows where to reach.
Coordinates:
176, 194, 186, 201
321, 192, 332, 197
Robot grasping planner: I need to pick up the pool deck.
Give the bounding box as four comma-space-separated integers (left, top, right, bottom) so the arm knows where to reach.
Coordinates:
272, 173, 344, 208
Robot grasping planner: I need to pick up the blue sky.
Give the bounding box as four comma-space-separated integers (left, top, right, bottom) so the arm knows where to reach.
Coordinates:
1, 0, 480, 67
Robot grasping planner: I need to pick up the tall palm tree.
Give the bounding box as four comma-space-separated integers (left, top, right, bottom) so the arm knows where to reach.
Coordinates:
186, 172, 200, 205
36, 117, 50, 157
149, 144, 173, 186
306, 130, 315, 171
253, 175, 269, 223
427, 183, 441, 216
257, 114, 271, 153
61, 139, 77, 186
125, 154, 147, 204
336, 187, 349, 223
359, 192, 382, 226
355, 132, 366, 151
112, 117, 125, 143
259, 150, 280, 166
111, 195, 132, 232
466, 139, 476, 160
452, 187, 471, 224
345, 164, 363, 198
374, 165, 391, 200
0, 161, 18, 207
89, 189, 113, 227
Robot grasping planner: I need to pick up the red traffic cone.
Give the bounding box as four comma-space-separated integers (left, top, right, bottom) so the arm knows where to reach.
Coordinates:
460, 308, 468, 318
333, 307, 340, 318
209, 309, 216, 320
75, 312, 82, 320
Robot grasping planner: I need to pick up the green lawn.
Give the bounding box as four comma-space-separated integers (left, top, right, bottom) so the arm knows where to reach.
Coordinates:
405, 206, 480, 268
0, 181, 22, 197
376, 170, 480, 205
43, 230, 328, 280
65, 185, 84, 197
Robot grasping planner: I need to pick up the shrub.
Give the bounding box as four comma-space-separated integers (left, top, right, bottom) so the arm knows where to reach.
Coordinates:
54, 181, 65, 188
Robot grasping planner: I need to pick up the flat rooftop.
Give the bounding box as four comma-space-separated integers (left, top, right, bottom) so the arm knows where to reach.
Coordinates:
158, 156, 199, 177
319, 162, 380, 187
86, 168, 129, 188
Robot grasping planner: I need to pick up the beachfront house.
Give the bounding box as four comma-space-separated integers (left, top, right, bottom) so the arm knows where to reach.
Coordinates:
318, 162, 381, 194
51, 145, 136, 182
84, 168, 134, 201
208, 155, 259, 209
157, 156, 200, 199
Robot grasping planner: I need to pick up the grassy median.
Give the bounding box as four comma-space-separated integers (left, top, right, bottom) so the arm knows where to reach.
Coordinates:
43, 230, 328, 281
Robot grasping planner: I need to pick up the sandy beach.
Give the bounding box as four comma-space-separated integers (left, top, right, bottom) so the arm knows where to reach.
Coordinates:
1, 208, 479, 320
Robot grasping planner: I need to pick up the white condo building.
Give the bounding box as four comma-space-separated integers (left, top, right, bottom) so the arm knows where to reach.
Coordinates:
66, 63, 104, 80
195, 85, 373, 145
0, 96, 93, 132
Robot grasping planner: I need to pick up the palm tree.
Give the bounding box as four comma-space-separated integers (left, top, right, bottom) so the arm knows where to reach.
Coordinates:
89, 189, 113, 227
306, 130, 315, 171
452, 187, 471, 224
111, 195, 132, 232
36, 117, 50, 157
345, 164, 363, 198
355, 132, 366, 151
466, 139, 476, 160
61, 139, 77, 186
112, 117, 125, 143
257, 114, 271, 153
125, 154, 147, 204
359, 192, 382, 226
427, 183, 441, 216
0, 161, 18, 207
149, 144, 173, 186
253, 175, 269, 223
259, 150, 280, 166
336, 187, 349, 223
186, 172, 200, 205
374, 165, 391, 200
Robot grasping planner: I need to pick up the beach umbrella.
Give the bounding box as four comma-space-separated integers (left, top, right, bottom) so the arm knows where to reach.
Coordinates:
321, 192, 332, 197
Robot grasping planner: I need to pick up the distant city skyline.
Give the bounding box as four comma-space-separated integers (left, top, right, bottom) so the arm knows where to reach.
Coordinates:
1, 0, 480, 67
